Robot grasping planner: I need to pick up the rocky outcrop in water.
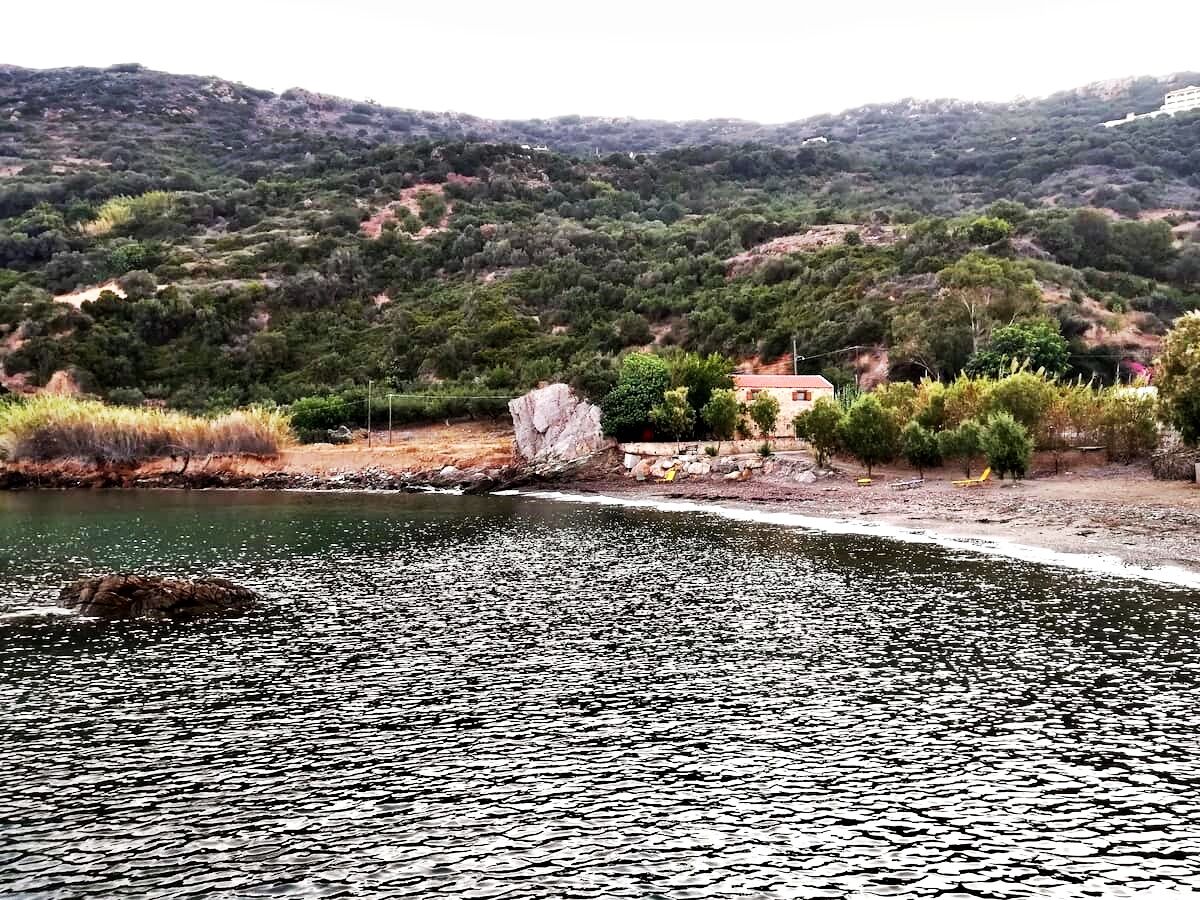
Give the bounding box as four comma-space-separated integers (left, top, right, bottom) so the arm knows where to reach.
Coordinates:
508, 383, 610, 462
59, 574, 260, 620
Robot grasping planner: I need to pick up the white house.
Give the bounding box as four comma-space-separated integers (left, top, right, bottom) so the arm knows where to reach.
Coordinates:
732, 374, 835, 438
1102, 85, 1200, 127
1163, 85, 1200, 115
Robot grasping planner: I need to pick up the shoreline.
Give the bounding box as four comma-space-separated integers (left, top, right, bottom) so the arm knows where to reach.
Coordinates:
4, 439, 1199, 588
517, 486, 1200, 589
550, 460, 1200, 587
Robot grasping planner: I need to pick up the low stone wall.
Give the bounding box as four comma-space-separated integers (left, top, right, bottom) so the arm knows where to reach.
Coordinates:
620, 447, 820, 484
619, 437, 807, 457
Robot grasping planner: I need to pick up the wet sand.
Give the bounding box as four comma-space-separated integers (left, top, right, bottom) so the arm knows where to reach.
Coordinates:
561, 456, 1200, 583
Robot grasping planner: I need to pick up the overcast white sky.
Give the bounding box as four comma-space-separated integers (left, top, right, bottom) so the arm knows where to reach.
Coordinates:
7, 0, 1199, 122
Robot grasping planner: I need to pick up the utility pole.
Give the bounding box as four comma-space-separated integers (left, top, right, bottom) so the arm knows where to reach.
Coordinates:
367, 379, 372, 448
793, 337, 798, 375
388, 394, 393, 445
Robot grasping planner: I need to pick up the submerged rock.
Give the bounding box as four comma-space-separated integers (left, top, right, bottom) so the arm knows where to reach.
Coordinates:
508, 383, 611, 462
59, 574, 260, 620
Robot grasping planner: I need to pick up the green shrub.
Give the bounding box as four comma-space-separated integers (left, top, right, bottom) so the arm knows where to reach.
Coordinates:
982, 412, 1033, 479
600, 353, 670, 439
899, 420, 941, 475
1100, 389, 1158, 462
701, 388, 739, 446
649, 386, 695, 440
988, 371, 1055, 430
289, 395, 355, 432
937, 420, 983, 476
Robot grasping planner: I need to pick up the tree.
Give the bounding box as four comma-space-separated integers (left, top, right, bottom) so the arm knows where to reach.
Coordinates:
889, 294, 974, 380
1170, 246, 1200, 288
965, 216, 1012, 246
415, 190, 447, 225
965, 321, 1070, 378
701, 388, 738, 451
615, 312, 652, 347
117, 269, 158, 301
650, 386, 696, 442
794, 397, 844, 467
839, 394, 898, 476
982, 412, 1033, 480
670, 351, 733, 425
1110, 220, 1175, 278
748, 392, 781, 441
937, 420, 983, 476
914, 379, 948, 431
988, 371, 1055, 432
944, 375, 993, 427
1156, 312, 1200, 445
937, 253, 1042, 355
600, 353, 670, 439
899, 420, 941, 476
874, 381, 920, 426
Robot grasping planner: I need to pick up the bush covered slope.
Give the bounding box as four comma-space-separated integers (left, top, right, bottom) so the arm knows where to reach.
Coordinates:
0, 64, 1197, 416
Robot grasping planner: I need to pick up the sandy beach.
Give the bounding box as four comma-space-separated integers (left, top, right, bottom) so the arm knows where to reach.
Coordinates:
561, 453, 1200, 582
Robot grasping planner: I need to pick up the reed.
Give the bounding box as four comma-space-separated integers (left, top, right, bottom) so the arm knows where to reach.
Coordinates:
0, 396, 293, 463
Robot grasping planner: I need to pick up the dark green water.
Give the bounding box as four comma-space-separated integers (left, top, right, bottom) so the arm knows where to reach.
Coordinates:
2, 490, 1199, 898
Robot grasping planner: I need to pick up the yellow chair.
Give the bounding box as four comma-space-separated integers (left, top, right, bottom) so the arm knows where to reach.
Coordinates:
953, 466, 991, 487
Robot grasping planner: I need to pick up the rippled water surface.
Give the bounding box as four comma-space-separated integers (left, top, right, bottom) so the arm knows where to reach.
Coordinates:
2, 490, 1200, 898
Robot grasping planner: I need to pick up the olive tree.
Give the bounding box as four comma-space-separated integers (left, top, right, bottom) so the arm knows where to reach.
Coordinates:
899, 420, 941, 476
794, 397, 844, 468
937, 420, 983, 476
748, 392, 781, 442
650, 386, 696, 442
700, 388, 739, 452
982, 412, 1033, 480
839, 394, 898, 477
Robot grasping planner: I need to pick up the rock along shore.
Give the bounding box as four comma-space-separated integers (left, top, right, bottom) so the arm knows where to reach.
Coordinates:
0, 457, 587, 494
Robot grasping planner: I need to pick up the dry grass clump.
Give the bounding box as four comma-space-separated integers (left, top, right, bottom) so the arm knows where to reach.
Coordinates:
0, 397, 292, 463
82, 191, 175, 237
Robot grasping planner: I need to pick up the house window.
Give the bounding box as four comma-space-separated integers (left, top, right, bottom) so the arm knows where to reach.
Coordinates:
792, 390, 812, 402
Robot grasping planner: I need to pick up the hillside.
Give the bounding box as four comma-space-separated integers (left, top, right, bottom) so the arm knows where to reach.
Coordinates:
0, 63, 1198, 425
4, 63, 1200, 209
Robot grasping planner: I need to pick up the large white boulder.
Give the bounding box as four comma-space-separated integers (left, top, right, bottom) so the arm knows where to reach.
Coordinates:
508, 383, 610, 462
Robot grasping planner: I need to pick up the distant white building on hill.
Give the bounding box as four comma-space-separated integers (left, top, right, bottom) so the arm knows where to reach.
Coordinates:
1101, 85, 1200, 127
1163, 85, 1200, 115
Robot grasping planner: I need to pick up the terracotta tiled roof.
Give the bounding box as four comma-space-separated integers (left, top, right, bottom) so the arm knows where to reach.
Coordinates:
732, 374, 834, 389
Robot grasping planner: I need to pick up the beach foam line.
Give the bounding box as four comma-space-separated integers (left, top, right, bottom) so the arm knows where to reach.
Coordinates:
506, 489, 1200, 590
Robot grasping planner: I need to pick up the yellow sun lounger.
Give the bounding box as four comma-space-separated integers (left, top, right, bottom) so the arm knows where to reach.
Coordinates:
952, 466, 991, 487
